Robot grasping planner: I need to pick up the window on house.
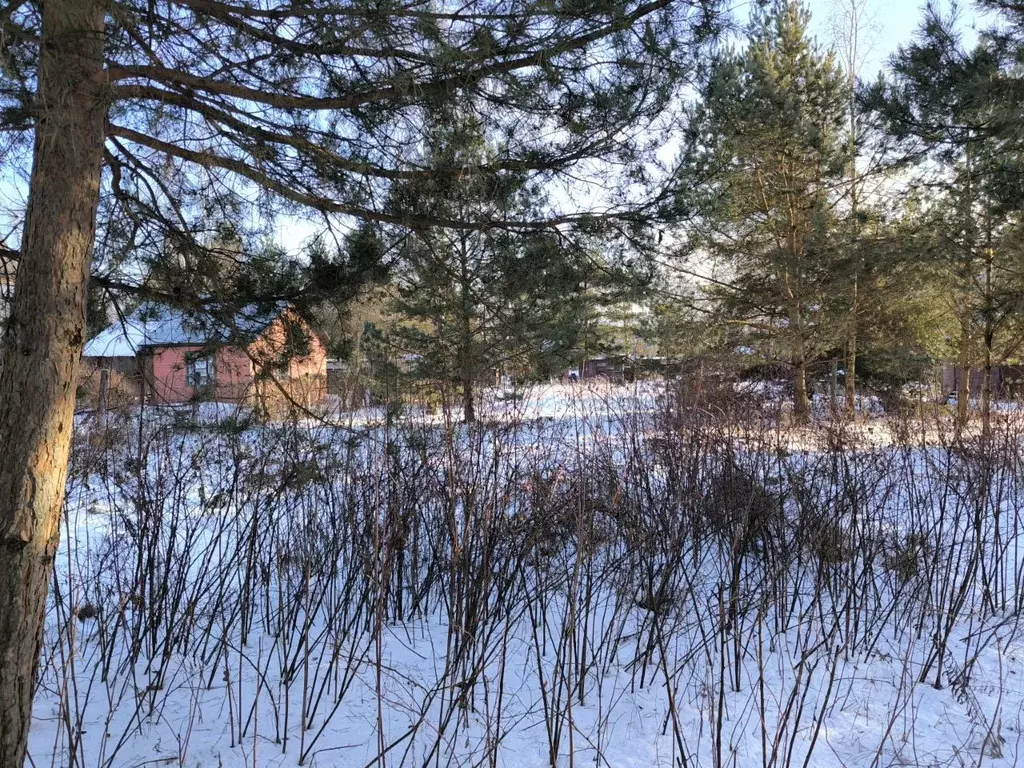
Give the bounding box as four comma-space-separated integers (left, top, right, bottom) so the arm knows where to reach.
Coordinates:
186, 353, 215, 388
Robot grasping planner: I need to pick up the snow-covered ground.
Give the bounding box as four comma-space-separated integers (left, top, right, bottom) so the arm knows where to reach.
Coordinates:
31, 382, 1024, 767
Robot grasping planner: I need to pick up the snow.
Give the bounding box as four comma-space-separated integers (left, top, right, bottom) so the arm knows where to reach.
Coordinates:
84, 303, 287, 357
29, 382, 1024, 767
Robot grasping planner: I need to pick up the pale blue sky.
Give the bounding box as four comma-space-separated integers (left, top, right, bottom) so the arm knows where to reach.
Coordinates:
802, 0, 981, 78
0, 0, 992, 255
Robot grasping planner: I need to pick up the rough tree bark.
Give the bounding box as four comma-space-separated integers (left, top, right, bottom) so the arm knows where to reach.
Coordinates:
793, 356, 811, 424
458, 237, 476, 424
957, 333, 972, 427
0, 0, 106, 763
981, 233, 994, 437
462, 374, 476, 424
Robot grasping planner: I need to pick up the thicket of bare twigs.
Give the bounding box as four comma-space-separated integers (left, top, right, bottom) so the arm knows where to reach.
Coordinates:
36, 383, 1024, 767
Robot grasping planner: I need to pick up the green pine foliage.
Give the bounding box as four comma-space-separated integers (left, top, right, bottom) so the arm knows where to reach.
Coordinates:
866, 4, 1024, 420
677, 0, 850, 420
385, 103, 601, 421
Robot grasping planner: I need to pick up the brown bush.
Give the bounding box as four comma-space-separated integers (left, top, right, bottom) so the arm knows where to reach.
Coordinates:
76, 365, 140, 411
248, 373, 327, 420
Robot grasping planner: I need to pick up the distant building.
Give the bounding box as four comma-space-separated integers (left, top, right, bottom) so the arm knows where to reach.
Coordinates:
580, 354, 668, 382
582, 356, 627, 380
941, 364, 1024, 401
83, 303, 327, 407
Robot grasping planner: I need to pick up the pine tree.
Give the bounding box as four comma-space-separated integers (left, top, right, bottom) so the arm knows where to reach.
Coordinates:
387, 103, 591, 421
677, 0, 849, 422
0, 0, 722, 758
833, 200, 953, 398
865, 5, 1024, 427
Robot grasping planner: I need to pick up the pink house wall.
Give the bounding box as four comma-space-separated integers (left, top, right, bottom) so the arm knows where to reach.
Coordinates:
246, 316, 321, 367
214, 347, 255, 402
146, 345, 254, 404
148, 346, 195, 404
247, 315, 328, 398
143, 314, 326, 405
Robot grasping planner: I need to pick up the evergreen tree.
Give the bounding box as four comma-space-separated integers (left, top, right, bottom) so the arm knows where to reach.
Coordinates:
0, 0, 722, 755
546, 251, 654, 374
387, 104, 590, 422
865, 5, 1024, 426
677, 0, 849, 422
833, 200, 953, 398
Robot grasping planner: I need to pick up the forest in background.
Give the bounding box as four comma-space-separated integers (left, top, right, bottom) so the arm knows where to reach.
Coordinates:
50, 0, 1024, 429
3, 0, 1024, 765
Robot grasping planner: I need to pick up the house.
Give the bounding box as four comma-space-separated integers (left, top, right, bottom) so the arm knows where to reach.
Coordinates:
582, 356, 627, 381
941, 364, 1024, 402
579, 355, 669, 383
83, 303, 327, 407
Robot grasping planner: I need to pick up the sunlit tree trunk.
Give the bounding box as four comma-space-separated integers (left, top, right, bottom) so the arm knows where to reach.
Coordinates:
831, 0, 872, 419
793, 356, 811, 424
957, 328, 972, 426
458, 237, 476, 424
845, 275, 858, 417
0, 0, 106, 763
982, 240, 994, 437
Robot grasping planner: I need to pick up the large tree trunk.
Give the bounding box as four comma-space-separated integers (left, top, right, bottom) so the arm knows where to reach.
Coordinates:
957, 366, 972, 425
982, 333, 993, 438
793, 357, 811, 425
457, 239, 475, 425
462, 375, 476, 424
845, 282, 857, 419
982, 240, 994, 438
844, 17, 860, 422
956, 326, 972, 427
0, 0, 106, 763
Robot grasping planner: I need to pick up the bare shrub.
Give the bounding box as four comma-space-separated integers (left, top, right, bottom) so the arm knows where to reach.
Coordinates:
31, 382, 1024, 768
